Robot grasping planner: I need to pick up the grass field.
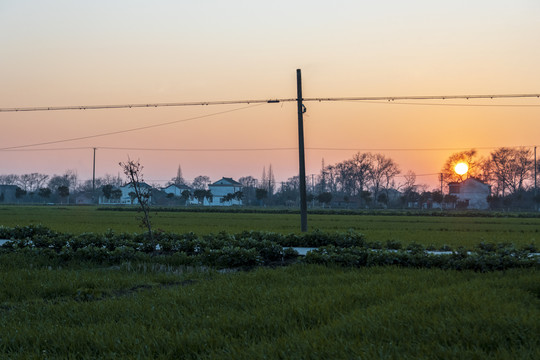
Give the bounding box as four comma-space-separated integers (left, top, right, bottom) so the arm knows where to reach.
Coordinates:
0, 258, 538, 359
0, 205, 538, 249
1, 205, 539, 359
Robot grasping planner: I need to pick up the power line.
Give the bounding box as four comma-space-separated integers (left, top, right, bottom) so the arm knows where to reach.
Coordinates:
1, 94, 539, 113
0, 99, 285, 112
306, 146, 539, 152
0, 147, 93, 152
98, 146, 297, 152
344, 100, 540, 107
308, 94, 540, 102
0, 104, 264, 150
1, 145, 537, 153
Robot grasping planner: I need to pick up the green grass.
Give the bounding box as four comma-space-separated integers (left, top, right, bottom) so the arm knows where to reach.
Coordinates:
1, 207, 538, 358
1, 205, 539, 248
0, 259, 538, 359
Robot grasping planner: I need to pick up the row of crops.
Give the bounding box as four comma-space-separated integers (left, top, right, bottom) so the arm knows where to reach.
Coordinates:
1, 225, 538, 271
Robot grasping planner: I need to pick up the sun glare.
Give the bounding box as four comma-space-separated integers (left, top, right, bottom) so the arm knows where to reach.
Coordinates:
454, 162, 468, 176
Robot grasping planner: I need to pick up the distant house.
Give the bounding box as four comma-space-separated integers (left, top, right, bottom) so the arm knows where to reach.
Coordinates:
98, 182, 153, 205
448, 178, 491, 210
206, 177, 243, 206
161, 184, 191, 197
98, 185, 121, 205
119, 182, 153, 205
0, 185, 18, 203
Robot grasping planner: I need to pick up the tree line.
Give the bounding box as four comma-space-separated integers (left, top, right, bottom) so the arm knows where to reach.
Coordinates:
1, 147, 538, 209
243, 147, 539, 210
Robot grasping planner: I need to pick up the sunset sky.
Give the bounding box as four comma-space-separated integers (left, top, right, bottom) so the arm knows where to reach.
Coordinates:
1, 1, 539, 189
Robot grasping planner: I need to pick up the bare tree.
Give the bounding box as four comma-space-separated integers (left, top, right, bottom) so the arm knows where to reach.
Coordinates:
18, 173, 49, 192
239, 176, 258, 205
368, 153, 400, 205
441, 149, 486, 184
487, 147, 534, 196
119, 158, 153, 242
335, 160, 357, 196
192, 175, 211, 190
239, 176, 257, 188
260, 165, 276, 195
48, 170, 77, 193
351, 153, 373, 198
102, 173, 123, 187
324, 164, 338, 193
332, 153, 372, 199
0, 174, 19, 185
401, 170, 417, 193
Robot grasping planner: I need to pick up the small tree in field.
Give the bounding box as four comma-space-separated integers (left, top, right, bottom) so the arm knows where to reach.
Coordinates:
317, 192, 332, 207
58, 186, 70, 204
119, 158, 153, 243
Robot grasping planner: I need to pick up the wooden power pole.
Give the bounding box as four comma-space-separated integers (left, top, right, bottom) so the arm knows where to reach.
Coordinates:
535, 146, 537, 210
92, 148, 96, 193
297, 69, 308, 232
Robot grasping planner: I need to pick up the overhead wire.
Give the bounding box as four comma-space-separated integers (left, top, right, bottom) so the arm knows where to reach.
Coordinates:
1, 93, 538, 151
1, 145, 537, 153
344, 100, 540, 107
1, 93, 539, 112
0, 103, 265, 150
1, 93, 538, 182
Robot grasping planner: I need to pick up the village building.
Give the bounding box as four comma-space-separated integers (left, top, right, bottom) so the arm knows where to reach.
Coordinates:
448, 177, 491, 210
161, 184, 191, 197
205, 177, 243, 206
98, 182, 153, 205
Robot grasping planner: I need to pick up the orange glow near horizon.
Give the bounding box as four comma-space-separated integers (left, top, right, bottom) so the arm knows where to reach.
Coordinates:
1, 2, 539, 189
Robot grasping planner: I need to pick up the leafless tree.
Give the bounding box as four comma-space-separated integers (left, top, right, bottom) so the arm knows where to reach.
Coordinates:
487, 147, 534, 196
324, 164, 338, 193
239, 176, 258, 205
441, 149, 486, 184
260, 164, 276, 195
0, 174, 19, 185
101, 174, 122, 186
368, 153, 400, 204
401, 170, 417, 193
119, 158, 153, 243
48, 170, 78, 193
18, 173, 49, 192
192, 175, 211, 190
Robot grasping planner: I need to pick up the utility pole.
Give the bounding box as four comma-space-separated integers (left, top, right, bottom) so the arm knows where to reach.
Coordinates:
440, 173, 444, 209
297, 69, 308, 232
92, 148, 97, 203
535, 146, 537, 210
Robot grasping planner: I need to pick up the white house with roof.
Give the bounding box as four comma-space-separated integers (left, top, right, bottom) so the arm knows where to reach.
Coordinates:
161, 184, 191, 196
205, 177, 243, 206
448, 177, 491, 210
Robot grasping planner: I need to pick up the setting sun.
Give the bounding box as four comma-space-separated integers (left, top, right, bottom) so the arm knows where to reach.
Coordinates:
454, 162, 469, 176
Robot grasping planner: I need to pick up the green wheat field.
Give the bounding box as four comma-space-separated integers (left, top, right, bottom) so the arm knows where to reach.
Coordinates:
0, 206, 539, 359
